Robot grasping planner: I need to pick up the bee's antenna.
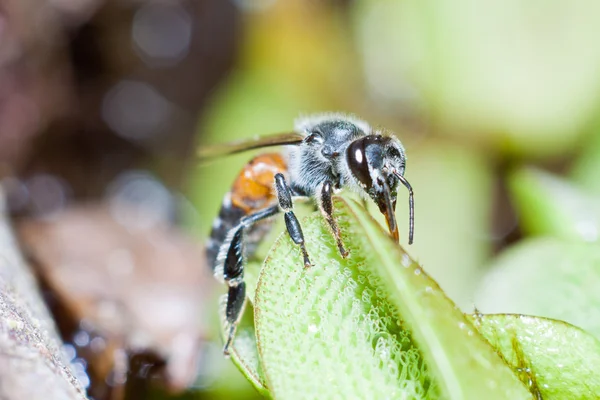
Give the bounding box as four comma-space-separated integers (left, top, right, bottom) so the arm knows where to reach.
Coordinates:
394, 172, 414, 245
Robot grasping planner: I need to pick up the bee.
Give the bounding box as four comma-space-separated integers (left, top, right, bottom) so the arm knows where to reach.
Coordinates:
201, 113, 414, 355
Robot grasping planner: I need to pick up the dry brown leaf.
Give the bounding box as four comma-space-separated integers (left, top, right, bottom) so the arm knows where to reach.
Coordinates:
17, 203, 214, 396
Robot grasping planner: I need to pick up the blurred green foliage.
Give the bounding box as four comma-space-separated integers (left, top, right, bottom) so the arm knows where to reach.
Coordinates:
354, 0, 600, 157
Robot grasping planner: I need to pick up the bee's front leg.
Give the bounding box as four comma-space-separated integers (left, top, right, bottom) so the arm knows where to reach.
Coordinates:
318, 180, 349, 258
274, 173, 311, 268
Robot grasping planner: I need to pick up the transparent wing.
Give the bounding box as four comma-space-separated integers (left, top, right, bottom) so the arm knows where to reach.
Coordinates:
198, 132, 305, 162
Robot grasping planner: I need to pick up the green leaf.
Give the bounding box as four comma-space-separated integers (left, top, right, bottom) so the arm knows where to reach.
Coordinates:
254, 197, 531, 400
244, 261, 262, 306
475, 237, 600, 340
509, 167, 600, 242
219, 300, 269, 396
471, 314, 600, 399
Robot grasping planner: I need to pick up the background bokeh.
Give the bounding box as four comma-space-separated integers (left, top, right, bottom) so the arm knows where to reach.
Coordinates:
2, 0, 600, 398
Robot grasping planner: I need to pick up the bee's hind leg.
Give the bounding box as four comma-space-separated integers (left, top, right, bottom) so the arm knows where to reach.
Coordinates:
221, 205, 280, 356
318, 180, 349, 258
221, 226, 247, 357
274, 173, 311, 268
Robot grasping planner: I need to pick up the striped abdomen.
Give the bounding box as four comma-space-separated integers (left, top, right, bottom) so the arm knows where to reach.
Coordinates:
206, 153, 288, 271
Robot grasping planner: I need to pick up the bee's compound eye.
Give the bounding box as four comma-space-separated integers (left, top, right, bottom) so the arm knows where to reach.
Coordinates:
346, 139, 372, 190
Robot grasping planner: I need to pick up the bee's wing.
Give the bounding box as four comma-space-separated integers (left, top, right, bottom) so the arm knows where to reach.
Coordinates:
198, 132, 305, 161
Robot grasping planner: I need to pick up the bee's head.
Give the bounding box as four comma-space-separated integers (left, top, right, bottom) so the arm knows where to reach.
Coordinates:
346, 135, 414, 244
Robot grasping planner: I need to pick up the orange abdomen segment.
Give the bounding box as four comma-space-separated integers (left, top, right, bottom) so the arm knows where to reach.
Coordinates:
231, 153, 288, 213
206, 152, 288, 271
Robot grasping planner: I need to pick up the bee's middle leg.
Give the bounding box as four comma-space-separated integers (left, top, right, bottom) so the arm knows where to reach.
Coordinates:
318, 180, 349, 258
274, 173, 311, 268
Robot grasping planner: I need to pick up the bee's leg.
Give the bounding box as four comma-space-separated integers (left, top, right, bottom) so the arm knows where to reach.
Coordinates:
318, 180, 349, 258
222, 205, 280, 356
274, 173, 311, 268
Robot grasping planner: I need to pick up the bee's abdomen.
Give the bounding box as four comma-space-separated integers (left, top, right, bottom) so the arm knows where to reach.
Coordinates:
206, 153, 288, 272
206, 198, 246, 270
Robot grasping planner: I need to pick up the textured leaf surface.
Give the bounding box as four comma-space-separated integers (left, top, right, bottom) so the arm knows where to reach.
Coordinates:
471, 314, 600, 399
254, 198, 531, 400
476, 238, 600, 340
